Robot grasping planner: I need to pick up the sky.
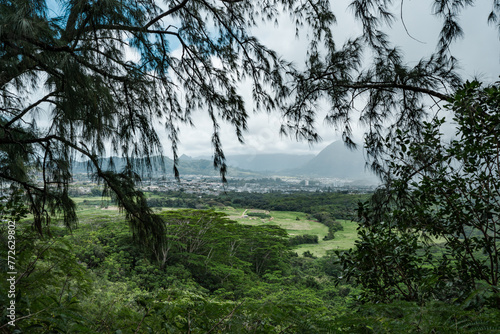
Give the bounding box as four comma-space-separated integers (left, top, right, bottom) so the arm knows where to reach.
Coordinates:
36, 1, 499, 160
166, 0, 499, 158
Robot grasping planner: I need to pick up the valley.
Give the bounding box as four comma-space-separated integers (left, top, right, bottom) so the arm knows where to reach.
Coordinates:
2, 189, 500, 333
219, 207, 359, 257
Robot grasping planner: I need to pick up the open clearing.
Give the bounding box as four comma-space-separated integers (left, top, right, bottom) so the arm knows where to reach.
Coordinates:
219, 207, 358, 256
294, 220, 358, 257
71, 202, 359, 257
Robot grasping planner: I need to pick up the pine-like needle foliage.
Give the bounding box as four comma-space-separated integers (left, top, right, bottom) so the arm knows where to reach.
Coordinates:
1, 0, 498, 252
0, 0, 332, 244
286, 0, 499, 162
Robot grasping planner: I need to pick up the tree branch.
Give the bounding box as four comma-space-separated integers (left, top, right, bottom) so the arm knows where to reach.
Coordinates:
4, 92, 58, 128
327, 80, 452, 102
144, 0, 191, 29
0, 172, 45, 194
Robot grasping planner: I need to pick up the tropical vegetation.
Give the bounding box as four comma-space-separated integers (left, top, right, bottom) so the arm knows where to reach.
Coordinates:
1, 0, 500, 332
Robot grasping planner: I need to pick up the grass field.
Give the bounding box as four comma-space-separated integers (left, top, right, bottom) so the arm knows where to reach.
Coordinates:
218, 207, 359, 256
294, 220, 358, 257
70, 201, 359, 257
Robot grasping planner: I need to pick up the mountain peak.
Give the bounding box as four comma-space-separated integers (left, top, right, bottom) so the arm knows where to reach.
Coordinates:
293, 141, 374, 180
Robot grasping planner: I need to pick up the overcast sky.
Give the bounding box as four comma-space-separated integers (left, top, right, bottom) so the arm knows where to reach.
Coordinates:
168, 0, 499, 158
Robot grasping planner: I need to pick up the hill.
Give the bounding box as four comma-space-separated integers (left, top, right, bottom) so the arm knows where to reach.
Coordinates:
222, 153, 315, 172
290, 141, 378, 183
71, 156, 263, 178
71, 142, 378, 184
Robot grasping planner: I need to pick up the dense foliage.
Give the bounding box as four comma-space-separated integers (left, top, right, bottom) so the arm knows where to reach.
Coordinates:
338, 81, 500, 308
0, 206, 498, 332
2, 0, 498, 238
2, 191, 500, 332
0, 204, 354, 333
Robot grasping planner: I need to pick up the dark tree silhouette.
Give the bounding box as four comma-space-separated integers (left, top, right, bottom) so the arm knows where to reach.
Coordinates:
1, 0, 498, 250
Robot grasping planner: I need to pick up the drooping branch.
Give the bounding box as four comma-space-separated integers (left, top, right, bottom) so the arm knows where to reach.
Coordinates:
4, 92, 58, 129
47, 137, 167, 257
340, 81, 452, 102
144, 0, 191, 29
0, 172, 45, 194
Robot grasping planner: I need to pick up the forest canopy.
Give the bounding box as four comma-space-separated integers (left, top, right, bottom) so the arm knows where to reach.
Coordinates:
1, 1, 499, 331
0, 0, 499, 236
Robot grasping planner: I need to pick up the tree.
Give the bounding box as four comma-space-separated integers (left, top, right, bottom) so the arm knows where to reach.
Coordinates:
338, 81, 500, 307
1, 0, 498, 243
0, 0, 331, 242
285, 1, 499, 167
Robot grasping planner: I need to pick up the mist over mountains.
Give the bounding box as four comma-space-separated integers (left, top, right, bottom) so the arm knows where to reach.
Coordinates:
213, 154, 315, 172
191, 141, 378, 183
220, 141, 378, 184
290, 141, 369, 178
72, 141, 379, 185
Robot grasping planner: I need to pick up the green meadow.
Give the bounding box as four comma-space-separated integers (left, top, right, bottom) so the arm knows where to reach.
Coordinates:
216, 206, 358, 256
70, 203, 359, 257
293, 220, 358, 257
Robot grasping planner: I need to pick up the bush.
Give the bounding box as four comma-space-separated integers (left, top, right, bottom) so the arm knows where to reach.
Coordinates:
289, 234, 319, 246
247, 212, 271, 219
303, 251, 317, 259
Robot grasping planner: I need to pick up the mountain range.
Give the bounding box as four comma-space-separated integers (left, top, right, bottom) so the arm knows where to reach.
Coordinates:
72, 141, 379, 184
289, 141, 369, 178
220, 141, 378, 184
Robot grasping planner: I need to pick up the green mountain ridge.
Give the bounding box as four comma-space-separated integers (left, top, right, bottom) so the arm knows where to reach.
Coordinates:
71, 156, 263, 178
71, 141, 378, 183
290, 141, 378, 182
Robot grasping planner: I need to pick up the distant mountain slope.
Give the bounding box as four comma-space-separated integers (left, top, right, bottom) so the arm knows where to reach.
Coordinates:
72, 156, 263, 178
222, 153, 315, 172
291, 141, 377, 181
71, 142, 379, 184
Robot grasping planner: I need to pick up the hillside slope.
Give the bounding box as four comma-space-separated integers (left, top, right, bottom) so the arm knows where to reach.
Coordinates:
291, 141, 377, 182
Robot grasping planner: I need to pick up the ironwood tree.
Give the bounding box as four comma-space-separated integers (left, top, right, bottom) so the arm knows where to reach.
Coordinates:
338, 81, 500, 307
1, 0, 498, 246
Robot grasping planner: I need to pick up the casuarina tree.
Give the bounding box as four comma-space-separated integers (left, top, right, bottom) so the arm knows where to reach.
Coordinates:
1, 0, 498, 248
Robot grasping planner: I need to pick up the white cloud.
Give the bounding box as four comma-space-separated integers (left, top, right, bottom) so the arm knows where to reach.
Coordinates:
151, 1, 500, 158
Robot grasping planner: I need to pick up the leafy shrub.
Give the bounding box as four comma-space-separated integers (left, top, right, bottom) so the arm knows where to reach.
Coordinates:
289, 234, 319, 246
247, 212, 271, 218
